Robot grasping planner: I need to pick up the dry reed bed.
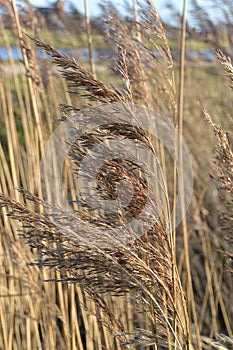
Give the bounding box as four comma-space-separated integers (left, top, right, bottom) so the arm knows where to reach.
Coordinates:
0, 0, 232, 349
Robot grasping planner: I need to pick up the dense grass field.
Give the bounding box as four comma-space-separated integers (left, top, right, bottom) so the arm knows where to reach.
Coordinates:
0, 1, 232, 349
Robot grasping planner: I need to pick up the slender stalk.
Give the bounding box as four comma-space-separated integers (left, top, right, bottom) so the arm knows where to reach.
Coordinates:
132, 0, 141, 42
178, 1, 201, 349
84, 0, 96, 77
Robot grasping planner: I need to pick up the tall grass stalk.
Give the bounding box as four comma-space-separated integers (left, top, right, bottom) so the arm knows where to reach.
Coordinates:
177, 1, 201, 349
132, 0, 142, 42
84, 0, 96, 77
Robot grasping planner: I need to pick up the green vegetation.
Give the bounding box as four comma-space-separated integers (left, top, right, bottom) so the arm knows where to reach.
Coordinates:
0, 29, 106, 49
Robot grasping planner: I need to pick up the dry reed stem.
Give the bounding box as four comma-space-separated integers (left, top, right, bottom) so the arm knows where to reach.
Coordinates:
84, 0, 96, 77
